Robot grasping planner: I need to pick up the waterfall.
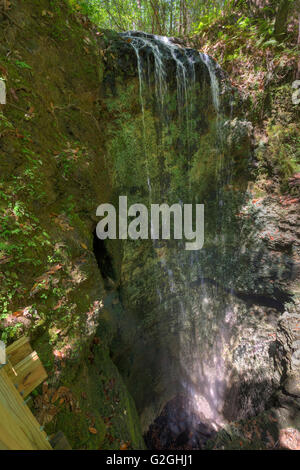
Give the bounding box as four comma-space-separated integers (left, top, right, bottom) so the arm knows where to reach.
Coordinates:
122, 32, 205, 128
200, 53, 221, 113
122, 32, 168, 112
117, 31, 244, 442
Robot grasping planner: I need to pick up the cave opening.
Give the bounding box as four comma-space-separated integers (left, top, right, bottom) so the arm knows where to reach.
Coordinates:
92, 228, 116, 287
144, 395, 217, 450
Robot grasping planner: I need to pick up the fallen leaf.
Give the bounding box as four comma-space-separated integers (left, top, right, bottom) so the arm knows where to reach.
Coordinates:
49, 264, 63, 274
57, 386, 69, 395
120, 442, 129, 450
0, 254, 12, 264
53, 350, 63, 360
53, 298, 65, 310
43, 393, 49, 404
0, 65, 8, 77
12, 310, 23, 317
51, 391, 59, 403
89, 427, 98, 435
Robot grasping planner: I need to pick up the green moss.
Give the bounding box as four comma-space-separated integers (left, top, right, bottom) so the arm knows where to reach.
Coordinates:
0, 0, 145, 449
256, 121, 300, 190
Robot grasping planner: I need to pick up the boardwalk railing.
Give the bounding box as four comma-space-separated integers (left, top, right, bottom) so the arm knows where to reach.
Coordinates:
0, 337, 52, 450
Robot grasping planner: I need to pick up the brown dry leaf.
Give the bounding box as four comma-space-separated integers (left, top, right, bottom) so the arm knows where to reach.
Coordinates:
51, 391, 59, 403
34, 395, 44, 409
42, 412, 56, 424
0, 254, 12, 264
35, 273, 49, 283
12, 310, 24, 317
43, 393, 50, 404
268, 414, 277, 423
80, 243, 88, 250
0, 65, 8, 77
42, 382, 48, 395
54, 216, 74, 232
53, 350, 63, 360
47, 264, 63, 274
120, 442, 129, 450
89, 427, 98, 435
57, 386, 69, 395
30, 278, 50, 296
53, 298, 65, 310
48, 405, 58, 416
59, 398, 65, 405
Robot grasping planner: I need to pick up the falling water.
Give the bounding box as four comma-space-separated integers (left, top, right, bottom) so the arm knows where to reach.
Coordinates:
200, 53, 221, 113
120, 31, 237, 444
122, 32, 168, 112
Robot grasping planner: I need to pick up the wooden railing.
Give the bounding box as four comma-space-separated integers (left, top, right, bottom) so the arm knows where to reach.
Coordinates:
0, 337, 52, 450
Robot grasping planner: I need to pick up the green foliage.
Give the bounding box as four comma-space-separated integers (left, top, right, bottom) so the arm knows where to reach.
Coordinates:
0, 112, 14, 136
14, 60, 32, 70
66, 0, 298, 43
256, 122, 300, 190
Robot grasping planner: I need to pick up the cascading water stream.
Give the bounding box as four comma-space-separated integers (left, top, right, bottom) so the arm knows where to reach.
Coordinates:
119, 31, 242, 445
200, 53, 221, 113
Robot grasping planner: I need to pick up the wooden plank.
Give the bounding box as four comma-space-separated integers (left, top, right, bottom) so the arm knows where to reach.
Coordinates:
0, 341, 5, 364
5, 351, 47, 398
6, 336, 33, 366
0, 401, 36, 450
0, 368, 52, 450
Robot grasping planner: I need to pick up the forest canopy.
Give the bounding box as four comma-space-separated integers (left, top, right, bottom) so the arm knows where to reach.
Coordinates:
70, 0, 299, 40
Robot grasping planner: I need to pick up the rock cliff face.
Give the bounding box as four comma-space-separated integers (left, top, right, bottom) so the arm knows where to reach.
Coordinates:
0, 0, 299, 450
0, 0, 144, 449
98, 30, 300, 447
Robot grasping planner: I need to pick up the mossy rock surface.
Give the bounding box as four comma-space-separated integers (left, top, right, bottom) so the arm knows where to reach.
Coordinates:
0, 0, 144, 449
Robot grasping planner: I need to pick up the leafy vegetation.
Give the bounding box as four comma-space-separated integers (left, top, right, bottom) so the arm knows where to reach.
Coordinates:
0, 0, 299, 450
68, 0, 300, 42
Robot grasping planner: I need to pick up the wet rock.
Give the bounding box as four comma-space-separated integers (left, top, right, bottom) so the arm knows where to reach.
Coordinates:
279, 428, 300, 450
144, 395, 217, 450
283, 375, 300, 397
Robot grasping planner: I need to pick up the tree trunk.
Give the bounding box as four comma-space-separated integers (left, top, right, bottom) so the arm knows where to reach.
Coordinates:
170, 0, 174, 36
137, 0, 142, 30
150, 0, 162, 35
179, 0, 183, 35
182, 0, 187, 36
274, 0, 291, 40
